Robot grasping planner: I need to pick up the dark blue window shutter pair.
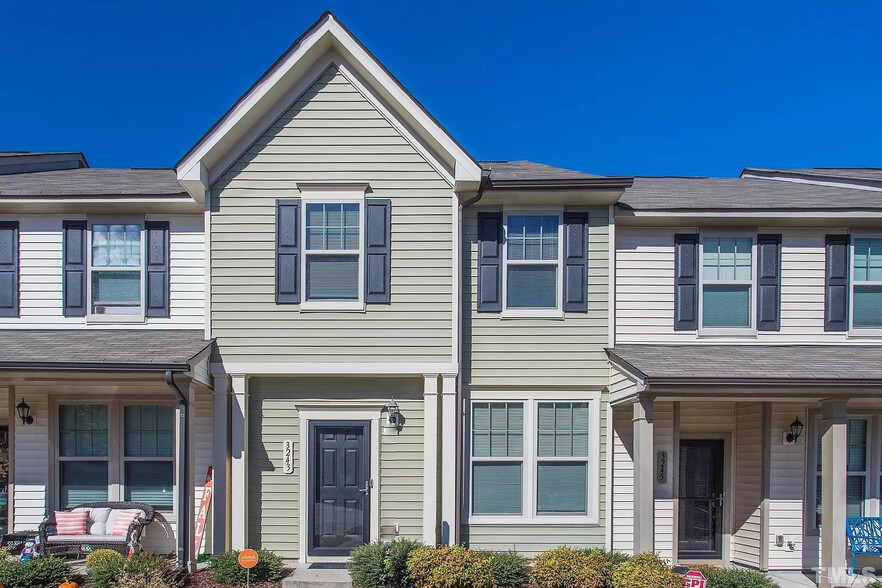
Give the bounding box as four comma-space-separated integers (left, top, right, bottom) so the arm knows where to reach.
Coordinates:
825, 234, 850, 332
673, 234, 699, 330
145, 221, 170, 318
756, 234, 782, 331
62, 221, 86, 317
0, 222, 19, 317
275, 198, 392, 304
563, 212, 589, 313
476, 212, 503, 312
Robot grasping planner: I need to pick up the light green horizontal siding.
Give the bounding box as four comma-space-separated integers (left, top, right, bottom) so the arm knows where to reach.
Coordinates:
211, 65, 454, 363
463, 205, 611, 387
465, 393, 609, 555
247, 377, 425, 560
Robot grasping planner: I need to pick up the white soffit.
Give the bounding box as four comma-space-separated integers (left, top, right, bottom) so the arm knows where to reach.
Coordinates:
175, 12, 481, 196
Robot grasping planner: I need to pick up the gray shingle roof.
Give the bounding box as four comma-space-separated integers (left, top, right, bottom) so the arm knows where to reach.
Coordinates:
744, 167, 882, 184
480, 161, 605, 181
0, 168, 187, 197
607, 344, 882, 381
0, 330, 212, 370
618, 176, 882, 210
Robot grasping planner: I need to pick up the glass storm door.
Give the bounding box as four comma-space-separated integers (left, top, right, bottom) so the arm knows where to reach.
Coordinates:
308, 422, 370, 556
678, 439, 724, 558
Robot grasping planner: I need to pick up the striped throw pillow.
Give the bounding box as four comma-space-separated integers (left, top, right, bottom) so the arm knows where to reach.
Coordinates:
110, 509, 141, 536
55, 511, 88, 535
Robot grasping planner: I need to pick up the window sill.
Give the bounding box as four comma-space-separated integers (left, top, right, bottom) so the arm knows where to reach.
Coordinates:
86, 315, 146, 325
697, 328, 757, 338
299, 301, 365, 312
847, 329, 882, 338
501, 309, 565, 320
467, 515, 599, 526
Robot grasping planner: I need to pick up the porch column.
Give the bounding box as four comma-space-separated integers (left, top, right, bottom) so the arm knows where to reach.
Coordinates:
212, 375, 230, 554
440, 374, 457, 545
819, 400, 847, 588
422, 374, 439, 545
230, 375, 248, 550
633, 397, 655, 554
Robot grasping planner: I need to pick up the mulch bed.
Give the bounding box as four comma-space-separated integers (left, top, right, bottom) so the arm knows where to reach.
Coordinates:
183, 568, 294, 588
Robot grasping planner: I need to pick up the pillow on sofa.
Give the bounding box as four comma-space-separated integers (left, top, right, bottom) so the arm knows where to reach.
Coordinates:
110, 509, 142, 536
55, 511, 88, 535
74, 507, 111, 535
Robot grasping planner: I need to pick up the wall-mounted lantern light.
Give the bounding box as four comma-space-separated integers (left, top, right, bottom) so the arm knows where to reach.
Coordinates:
786, 417, 804, 443
16, 399, 33, 425
383, 399, 401, 433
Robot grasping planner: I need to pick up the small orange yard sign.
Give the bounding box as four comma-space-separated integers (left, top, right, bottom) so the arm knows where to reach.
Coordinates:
239, 549, 259, 569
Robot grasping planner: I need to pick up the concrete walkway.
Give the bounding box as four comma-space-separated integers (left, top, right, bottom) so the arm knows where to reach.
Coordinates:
768, 570, 878, 588
282, 564, 352, 588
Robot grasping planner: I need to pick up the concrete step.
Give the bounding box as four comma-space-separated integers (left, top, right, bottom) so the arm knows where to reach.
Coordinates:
283, 565, 352, 588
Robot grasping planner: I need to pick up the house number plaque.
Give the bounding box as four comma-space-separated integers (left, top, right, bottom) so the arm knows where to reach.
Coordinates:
656, 450, 667, 484
283, 440, 294, 474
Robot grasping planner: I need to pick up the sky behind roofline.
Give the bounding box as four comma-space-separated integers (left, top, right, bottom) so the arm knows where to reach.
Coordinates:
2, 0, 880, 177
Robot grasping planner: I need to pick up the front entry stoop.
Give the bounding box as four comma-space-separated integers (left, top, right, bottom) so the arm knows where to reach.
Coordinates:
283, 565, 353, 588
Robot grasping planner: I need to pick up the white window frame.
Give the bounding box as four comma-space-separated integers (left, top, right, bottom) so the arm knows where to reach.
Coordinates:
51, 398, 176, 513
698, 232, 757, 335
849, 233, 882, 335
466, 390, 601, 525
502, 208, 564, 319
86, 218, 146, 324
299, 188, 367, 312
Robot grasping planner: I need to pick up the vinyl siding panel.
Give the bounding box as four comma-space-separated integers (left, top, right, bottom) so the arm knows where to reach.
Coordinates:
611, 406, 634, 553
246, 377, 424, 560
615, 228, 882, 343
0, 215, 204, 329
733, 403, 764, 568
768, 404, 808, 570
654, 403, 675, 560
210, 66, 454, 364
463, 206, 610, 388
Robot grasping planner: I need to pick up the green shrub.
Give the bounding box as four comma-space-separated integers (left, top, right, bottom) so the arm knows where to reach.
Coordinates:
209, 549, 284, 584
480, 551, 529, 588
85, 549, 126, 588
0, 555, 72, 588
407, 545, 496, 588
691, 565, 779, 588
529, 546, 604, 588
603, 550, 631, 568
866, 581, 882, 588
348, 539, 421, 588
611, 552, 681, 588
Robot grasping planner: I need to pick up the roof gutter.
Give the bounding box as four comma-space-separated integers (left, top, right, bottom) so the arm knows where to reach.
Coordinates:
0, 362, 191, 372
166, 371, 191, 572
487, 177, 634, 190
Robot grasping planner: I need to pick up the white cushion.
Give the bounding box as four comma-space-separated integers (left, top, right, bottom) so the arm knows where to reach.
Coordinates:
47, 534, 126, 543
73, 507, 112, 535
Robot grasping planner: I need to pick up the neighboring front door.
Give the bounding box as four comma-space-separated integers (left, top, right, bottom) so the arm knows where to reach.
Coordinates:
308, 421, 371, 556
678, 439, 724, 559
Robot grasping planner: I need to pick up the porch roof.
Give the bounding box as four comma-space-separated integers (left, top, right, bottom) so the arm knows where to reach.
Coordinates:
606, 344, 882, 385
0, 329, 213, 371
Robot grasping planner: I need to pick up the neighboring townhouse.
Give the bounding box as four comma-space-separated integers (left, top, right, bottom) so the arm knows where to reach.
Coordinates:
0, 151, 213, 567
461, 162, 630, 554
607, 169, 882, 588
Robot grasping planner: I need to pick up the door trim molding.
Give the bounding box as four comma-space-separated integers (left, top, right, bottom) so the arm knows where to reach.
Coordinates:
675, 433, 733, 564
298, 409, 381, 563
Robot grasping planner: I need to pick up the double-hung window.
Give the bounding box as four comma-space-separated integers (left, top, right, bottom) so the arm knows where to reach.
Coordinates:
90, 223, 143, 317
302, 202, 363, 308
470, 398, 598, 522
700, 236, 754, 329
57, 402, 174, 510
503, 213, 562, 316
852, 238, 882, 328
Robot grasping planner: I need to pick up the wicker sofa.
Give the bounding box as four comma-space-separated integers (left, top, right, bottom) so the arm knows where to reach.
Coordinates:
38, 501, 155, 557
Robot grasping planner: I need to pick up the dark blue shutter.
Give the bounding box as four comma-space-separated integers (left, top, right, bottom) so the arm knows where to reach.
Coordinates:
825, 234, 850, 332
0, 222, 18, 317
756, 234, 782, 331
276, 199, 301, 304
563, 211, 589, 312
62, 221, 86, 317
477, 212, 502, 312
365, 199, 392, 303
673, 233, 698, 330
145, 221, 170, 318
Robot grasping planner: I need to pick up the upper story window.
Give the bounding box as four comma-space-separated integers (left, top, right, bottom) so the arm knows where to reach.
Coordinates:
852, 238, 882, 328
503, 212, 563, 317
304, 203, 361, 303
700, 236, 754, 329
90, 223, 143, 316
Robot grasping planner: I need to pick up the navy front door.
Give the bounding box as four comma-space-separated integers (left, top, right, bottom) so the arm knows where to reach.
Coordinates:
678, 439, 724, 559
308, 421, 370, 556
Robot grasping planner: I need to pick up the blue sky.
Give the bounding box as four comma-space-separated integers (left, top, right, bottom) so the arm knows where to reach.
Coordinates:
2, 0, 880, 176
